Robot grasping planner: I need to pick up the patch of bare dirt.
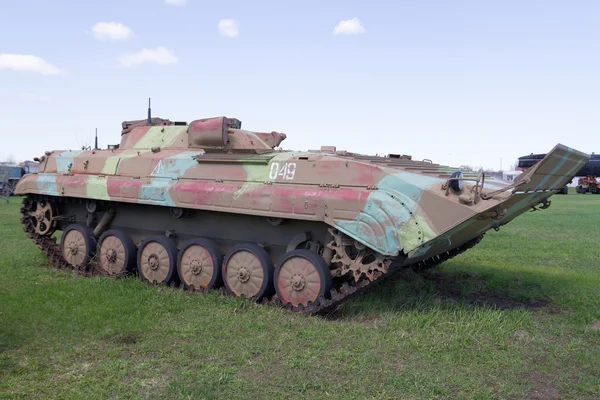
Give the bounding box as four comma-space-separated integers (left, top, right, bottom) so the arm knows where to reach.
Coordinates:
592, 321, 600, 331
523, 371, 562, 399
113, 333, 137, 345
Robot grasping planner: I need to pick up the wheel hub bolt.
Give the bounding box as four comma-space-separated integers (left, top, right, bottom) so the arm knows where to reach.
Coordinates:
291, 274, 306, 291
238, 266, 250, 283
190, 259, 202, 275
68, 242, 78, 255
106, 248, 117, 263
148, 254, 159, 270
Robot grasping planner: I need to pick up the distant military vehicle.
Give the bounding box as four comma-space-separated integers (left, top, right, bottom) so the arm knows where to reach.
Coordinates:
0, 164, 27, 196
518, 152, 599, 194
15, 104, 590, 313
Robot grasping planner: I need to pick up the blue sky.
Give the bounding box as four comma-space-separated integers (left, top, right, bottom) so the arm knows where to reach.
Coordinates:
1, 0, 598, 171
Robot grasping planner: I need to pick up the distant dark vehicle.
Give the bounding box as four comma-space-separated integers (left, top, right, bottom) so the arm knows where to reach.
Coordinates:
518, 153, 600, 176
0, 165, 25, 196
517, 152, 600, 194
0, 161, 39, 196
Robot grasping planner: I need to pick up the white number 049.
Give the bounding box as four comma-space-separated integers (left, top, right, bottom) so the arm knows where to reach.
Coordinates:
269, 162, 297, 180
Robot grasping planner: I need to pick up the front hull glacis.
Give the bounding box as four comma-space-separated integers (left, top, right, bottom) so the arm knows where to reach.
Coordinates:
15, 114, 590, 312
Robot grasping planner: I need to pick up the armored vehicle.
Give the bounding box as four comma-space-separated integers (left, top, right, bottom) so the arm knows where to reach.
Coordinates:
518, 152, 599, 195
0, 164, 27, 196
16, 109, 589, 313
518, 152, 599, 177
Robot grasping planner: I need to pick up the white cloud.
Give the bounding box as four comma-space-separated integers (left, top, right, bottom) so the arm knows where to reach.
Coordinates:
91, 22, 134, 40
116, 46, 178, 67
218, 19, 239, 38
165, 0, 186, 5
20, 93, 50, 102
333, 18, 366, 35
0, 53, 63, 75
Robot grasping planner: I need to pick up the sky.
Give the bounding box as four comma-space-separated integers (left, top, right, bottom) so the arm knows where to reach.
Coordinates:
1, 0, 599, 171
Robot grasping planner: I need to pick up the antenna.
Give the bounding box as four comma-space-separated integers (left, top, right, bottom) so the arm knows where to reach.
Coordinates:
94, 128, 99, 150
147, 97, 152, 125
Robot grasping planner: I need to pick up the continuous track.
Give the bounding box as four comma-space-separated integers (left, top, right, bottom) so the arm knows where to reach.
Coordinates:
20, 195, 484, 315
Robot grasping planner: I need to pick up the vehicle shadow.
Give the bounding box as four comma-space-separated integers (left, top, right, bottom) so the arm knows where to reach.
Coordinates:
320, 263, 561, 321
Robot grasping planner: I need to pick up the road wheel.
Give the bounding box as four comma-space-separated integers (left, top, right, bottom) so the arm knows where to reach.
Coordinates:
137, 235, 178, 284
177, 238, 223, 290
60, 224, 96, 268
274, 249, 332, 309
222, 243, 274, 300
98, 229, 136, 276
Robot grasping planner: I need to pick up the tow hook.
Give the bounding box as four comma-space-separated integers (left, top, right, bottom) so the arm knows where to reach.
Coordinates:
530, 199, 551, 212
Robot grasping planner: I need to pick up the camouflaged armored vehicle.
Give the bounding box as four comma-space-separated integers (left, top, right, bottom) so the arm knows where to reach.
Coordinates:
15, 109, 590, 313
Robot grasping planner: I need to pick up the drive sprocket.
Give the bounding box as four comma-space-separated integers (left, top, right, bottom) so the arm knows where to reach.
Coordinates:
326, 228, 392, 281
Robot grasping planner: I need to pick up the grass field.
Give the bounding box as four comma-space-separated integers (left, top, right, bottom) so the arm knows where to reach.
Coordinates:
1, 193, 599, 399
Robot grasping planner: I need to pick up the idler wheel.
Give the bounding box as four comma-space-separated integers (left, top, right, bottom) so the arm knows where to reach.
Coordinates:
137, 235, 179, 284
177, 238, 223, 290
222, 243, 274, 300
98, 229, 137, 276
274, 249, 332, 309
60, 224, 96, 268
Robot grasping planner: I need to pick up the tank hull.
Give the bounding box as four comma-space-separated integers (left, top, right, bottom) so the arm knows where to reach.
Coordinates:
15, 117, 590, 312
16, 144, 588, 258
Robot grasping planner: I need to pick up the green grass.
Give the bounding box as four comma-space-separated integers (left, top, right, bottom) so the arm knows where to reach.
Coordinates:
1, 193, 599, 399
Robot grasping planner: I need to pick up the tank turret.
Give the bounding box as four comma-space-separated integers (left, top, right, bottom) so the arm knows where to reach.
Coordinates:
119, 115, 286, 152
